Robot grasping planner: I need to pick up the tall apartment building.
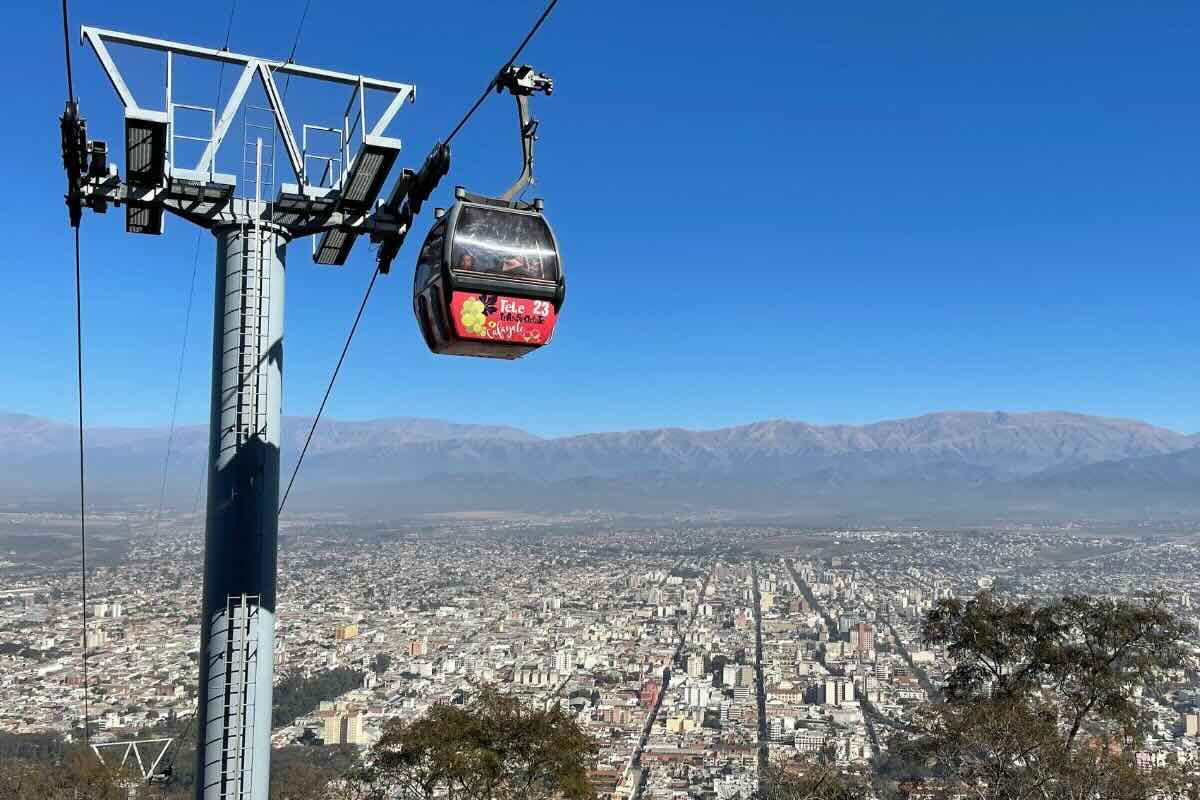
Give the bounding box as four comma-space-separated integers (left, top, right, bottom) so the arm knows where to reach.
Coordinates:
321, 703, 367, 746
736, 664, 755, 687
722, 663, 738, 687
822, 677, 853, 707
684, 684, 711, 708
849, 623, 874, 654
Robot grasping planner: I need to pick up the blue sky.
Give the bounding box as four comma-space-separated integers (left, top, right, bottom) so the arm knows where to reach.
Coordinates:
6, 1, 1199, 436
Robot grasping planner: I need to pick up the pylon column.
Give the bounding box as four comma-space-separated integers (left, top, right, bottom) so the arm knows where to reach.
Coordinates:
196, 222, 287, 800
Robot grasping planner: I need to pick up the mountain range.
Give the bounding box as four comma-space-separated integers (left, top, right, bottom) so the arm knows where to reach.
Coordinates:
1, 410, 1197, 518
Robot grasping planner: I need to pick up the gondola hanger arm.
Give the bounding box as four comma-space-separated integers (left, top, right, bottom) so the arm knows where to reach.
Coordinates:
497, 65, 553, 204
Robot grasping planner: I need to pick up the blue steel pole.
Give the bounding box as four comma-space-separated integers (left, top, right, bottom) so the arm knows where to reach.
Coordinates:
195, 221, 286, 800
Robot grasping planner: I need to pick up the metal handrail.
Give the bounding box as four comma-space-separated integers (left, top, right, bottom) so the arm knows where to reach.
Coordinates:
302, 123, 343, 187
341, 76, 367, 189
169, 102, 216, 178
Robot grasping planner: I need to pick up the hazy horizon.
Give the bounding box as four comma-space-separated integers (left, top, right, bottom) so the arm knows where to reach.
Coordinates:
4, 406, 1197, 439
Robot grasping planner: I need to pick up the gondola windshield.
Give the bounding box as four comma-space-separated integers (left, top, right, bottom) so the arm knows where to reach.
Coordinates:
451, 205, 559, 281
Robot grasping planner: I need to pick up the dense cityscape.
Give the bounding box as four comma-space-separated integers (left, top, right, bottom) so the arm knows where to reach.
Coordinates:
2, 513, 1197, 797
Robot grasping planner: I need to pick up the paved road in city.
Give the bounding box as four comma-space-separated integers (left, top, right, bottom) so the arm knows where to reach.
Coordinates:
629, 562, 713, 800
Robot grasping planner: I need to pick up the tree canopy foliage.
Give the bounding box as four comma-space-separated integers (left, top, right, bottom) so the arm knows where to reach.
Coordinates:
0, 739, 360, 800
923, 591, 1193, 746
351, 686, 598, 800
756, 759, 869, 800
272, 667, 365, 728
889, 590, 1200, 800
0, 747, 151, 800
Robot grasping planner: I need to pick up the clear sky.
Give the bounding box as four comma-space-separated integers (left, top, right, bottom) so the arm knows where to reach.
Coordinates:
6, 1, 1199, 436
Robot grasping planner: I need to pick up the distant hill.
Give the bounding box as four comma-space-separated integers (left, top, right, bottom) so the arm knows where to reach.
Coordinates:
290, 411, 1193, 481
0, 410, 1195, 517
1013, 446, 1200, 507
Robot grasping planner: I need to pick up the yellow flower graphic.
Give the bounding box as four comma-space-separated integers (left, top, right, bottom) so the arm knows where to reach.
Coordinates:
460, 297, 488, 336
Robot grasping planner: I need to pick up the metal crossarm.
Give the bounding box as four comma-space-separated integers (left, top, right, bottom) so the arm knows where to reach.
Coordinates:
73, 25, 415, 264
82, 27, 414, 92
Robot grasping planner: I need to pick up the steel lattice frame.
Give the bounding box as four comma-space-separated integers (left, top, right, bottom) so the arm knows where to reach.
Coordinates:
75, 26, 416, 262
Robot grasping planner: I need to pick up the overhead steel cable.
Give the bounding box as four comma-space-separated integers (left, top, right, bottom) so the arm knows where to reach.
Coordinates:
153, 0, 241, 542
152, 236, 202, 540
285, 0, 312, 64
61, 0, 75, 103
214, 0, 239, 101
445, 0, 560, 144
272, 1, 321, 507
155, 0, 248, 782
72, 229, 91, 748
279, 266, 379, 513
278, 0, 562, 514
61, 0, 91, 748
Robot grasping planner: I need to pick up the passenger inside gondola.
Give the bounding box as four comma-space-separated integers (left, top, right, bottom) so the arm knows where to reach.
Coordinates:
504, 214, 548, 279
452, 207, 555, 280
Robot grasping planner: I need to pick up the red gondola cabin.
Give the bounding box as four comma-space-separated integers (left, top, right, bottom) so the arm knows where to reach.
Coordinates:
413, 189, 565, 359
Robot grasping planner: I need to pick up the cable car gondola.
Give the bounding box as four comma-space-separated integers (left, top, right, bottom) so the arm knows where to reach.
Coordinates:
413, 65, 563, 360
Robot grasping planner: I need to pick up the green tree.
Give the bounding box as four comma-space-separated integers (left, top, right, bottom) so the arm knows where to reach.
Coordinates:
272, 667, 365, 727
756, 758, 868, 800
894, 694, 1199, 800
355, 687, 598, 800
0, 749, 128, 800
923, 591, 1192, 747
902, 591, 1199, 800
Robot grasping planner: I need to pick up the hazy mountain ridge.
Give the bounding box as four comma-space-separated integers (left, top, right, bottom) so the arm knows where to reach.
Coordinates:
1, 410, 1195, 515
0, 414, 536, 456
1022, 446, 1200, 495
300, 411, 1194, 482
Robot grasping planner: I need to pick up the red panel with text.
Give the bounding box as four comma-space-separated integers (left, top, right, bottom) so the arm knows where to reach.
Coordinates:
450, 291, 558, 347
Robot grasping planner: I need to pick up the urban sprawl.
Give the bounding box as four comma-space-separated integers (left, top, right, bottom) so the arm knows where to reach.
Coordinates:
1, 516, 1198, 797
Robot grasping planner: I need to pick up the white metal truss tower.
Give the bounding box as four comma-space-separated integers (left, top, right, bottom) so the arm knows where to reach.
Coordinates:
91, 738, 175, 788
62, 25, 425, 800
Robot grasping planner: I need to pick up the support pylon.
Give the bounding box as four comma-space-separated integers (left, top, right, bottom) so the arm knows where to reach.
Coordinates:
196, 223, 285, 800
62, 25, 425, 800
